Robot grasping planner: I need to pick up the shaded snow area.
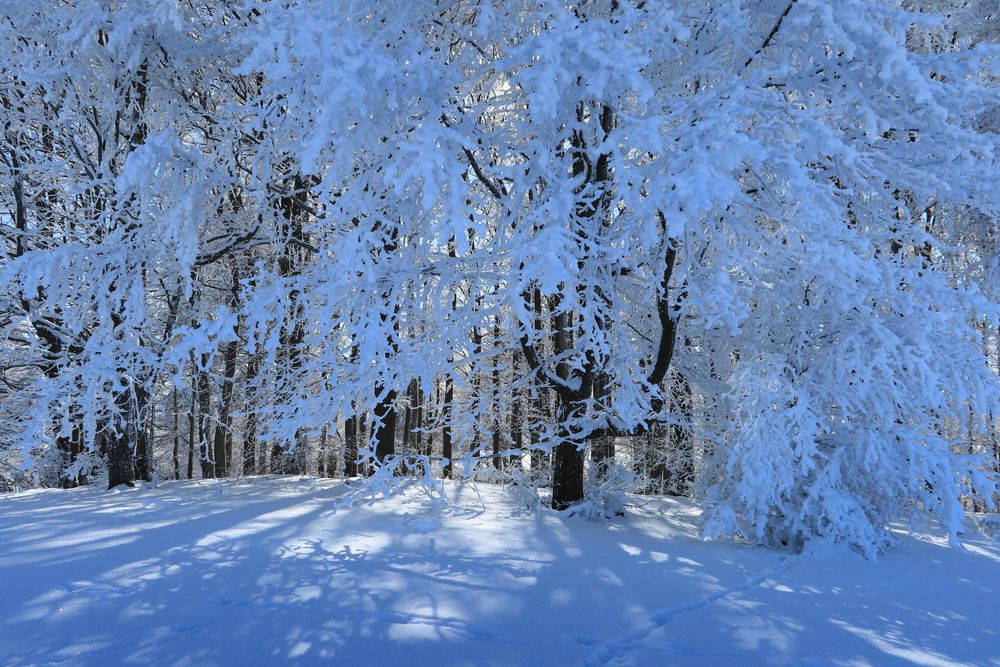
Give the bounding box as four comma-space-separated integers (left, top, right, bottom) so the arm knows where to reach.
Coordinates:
1, 478, 998, 666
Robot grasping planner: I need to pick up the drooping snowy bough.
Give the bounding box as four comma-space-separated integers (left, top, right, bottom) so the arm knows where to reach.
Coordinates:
1, 0, 997, 556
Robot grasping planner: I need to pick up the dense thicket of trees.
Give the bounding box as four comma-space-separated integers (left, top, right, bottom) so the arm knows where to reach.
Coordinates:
1, 0, 998, 556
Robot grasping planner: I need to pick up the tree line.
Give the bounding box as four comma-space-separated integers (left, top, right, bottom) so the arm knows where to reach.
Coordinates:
1, 0, 998, 556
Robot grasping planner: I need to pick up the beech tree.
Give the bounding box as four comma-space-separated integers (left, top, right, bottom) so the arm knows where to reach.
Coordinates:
1, 0, 997, 556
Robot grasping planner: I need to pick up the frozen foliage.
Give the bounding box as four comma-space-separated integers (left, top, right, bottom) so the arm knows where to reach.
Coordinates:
236, 0, 1000, 552
0, 0, 998, 555
570, 460, 644, 519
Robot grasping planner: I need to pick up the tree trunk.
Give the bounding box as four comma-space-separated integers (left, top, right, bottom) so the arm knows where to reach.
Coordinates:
243, 353, 260, 475
107, 388, 138, 488
211, 325, 240, 478
549, 102, 618, 509
666, 371, 694, 496
551, 396, 586, 511
402, 380, 425, 474
187, 387, 195, 479
550, 301, 585, 510
491, 320, 502, 470
471, 326, 483, 464
442, 376, 454, 479
416, 383, 428, 458
273, 173, 313, 475
142, 395, 154, 482
358, 412, 369, 476
106, 378, 152, 489
55, 401, 85, 488
510, 374, 523, 472
320, 423, 335, 477
491, 428, 502, 471
172, 386, 180, 480
529, 288, 546, 477
133, 384, 151, 482
344, 413, 359, 477
401, 384, 413, 454
373, 385, 397, 466
196, 356, 214, 478
106, 61, 153, 489
270, 442, 284, 474
106, 431, 134, 488
590, 371, 614, 482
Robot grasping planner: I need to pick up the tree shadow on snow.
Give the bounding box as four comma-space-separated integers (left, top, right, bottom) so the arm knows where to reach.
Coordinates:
0, 479, 996, 666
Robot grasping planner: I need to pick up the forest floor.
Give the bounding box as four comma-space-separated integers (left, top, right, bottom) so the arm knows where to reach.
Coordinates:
0, 476, 998, 666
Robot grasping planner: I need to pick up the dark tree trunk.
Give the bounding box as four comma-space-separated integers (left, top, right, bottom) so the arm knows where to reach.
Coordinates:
403, 379, 425, 459
442, 376, 454, 479
141, 396, 154, 482
196, 356, 214, 478
471, 326, 482, 464
211, 331, 240, 479
107, 389, 137, 488
273, 173, 313, 476
106, 433, 134, 488
106, 61, 153, 489
269, 441, 282, 473
510, 376, 523, 471
666, 371, 694, 496
358, 413, 369, 476
320, 423, 335, 477
548, 103, 621, 509
373, 385, 397, 466
549, 298, 584, 509
343, 343, 362, 477
187, 387, 195, 479
242, 412, 257, 476
133, 385, 151, 482
38, 360, 86, 488
647, 424, 668, 494
401, 384, 413, 454
590, 372, 614, 478
994, 325, 999, 478
529, 288, 546, 477
491, 320, 502, 470
54, 400, 85, 488
551, 394, 586, 511
492, 428, 502, 471
344, 413, 359, 477
225, 427, 234, 474
243, 353, 260, 475
551, 442, 585, 510
415, 383, 428, 458
106, 380, 149, 489
172, 386, 180, 480
70, 416, 85, 485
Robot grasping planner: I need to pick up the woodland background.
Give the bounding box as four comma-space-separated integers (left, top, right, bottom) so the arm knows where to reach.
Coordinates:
1, 0, 998, 557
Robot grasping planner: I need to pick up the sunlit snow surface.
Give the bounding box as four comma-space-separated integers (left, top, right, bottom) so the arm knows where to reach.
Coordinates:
1, 477, 997, 666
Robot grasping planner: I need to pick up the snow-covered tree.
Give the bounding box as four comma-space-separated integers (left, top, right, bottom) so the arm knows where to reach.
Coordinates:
1, 0, 996, 556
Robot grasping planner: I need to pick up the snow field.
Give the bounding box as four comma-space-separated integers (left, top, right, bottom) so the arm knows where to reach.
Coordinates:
0, 477, 997, 666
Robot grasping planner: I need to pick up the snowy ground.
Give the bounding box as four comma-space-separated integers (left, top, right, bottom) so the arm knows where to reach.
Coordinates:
0, 477, 997, 666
